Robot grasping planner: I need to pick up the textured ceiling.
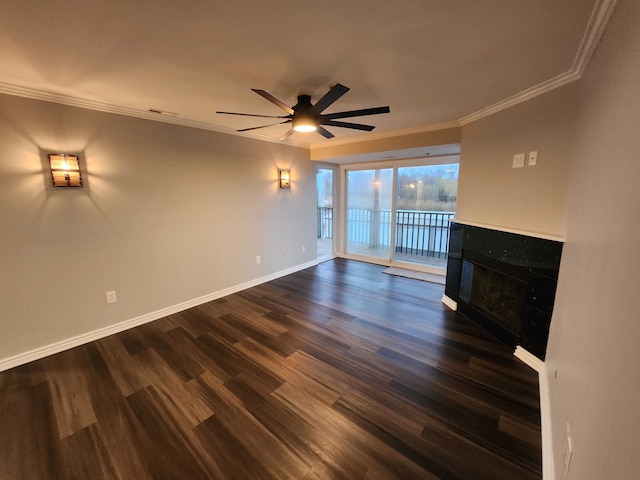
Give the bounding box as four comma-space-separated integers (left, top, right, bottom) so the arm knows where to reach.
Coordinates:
0, 1, 599, 147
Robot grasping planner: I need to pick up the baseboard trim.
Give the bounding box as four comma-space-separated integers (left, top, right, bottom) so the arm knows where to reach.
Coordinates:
441, 294, 458, 311
513, 346, 554, 480
514, 345, 544, 372
0, 259, 319, 373
539, 365, 555, 480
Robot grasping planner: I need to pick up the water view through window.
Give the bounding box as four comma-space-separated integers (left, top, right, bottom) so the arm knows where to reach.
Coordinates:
346, 168, 393, 259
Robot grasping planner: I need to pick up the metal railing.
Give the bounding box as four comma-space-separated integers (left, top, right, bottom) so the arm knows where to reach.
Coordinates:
318, 207, 455, 259
346, 208, 393, 249
394, 211, 454, 258
318, 207, 333, 239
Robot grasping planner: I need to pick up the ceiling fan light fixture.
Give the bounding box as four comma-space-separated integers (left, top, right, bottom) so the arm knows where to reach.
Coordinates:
293, 124, 317, 133
292, 114, 317, 133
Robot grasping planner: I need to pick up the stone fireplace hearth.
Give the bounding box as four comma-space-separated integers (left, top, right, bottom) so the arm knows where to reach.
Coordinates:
445, 222, 563, 360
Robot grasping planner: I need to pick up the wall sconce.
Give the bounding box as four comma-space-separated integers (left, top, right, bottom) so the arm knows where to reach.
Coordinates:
279, 169, 291, 189
49, 154, 82, 187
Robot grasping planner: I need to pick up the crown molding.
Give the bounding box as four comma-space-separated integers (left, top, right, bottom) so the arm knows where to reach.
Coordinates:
573, 0, 619, 75
0, 82, 308, 149
459, 0, 617, 126
458, 70, 581, 126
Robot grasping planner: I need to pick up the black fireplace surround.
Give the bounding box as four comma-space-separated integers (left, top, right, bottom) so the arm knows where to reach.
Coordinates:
445, 222, 563, 360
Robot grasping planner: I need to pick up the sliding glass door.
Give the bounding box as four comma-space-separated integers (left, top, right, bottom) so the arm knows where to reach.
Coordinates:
344, 162, 458, 269
346, 168, 393, 259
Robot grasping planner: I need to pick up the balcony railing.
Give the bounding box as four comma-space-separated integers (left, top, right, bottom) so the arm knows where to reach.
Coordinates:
395, 210, 454, 258
318, 207, 455, 259
318, 206, 333, 239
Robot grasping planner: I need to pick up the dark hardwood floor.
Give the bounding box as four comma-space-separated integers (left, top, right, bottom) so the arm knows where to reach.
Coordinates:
0, 259, 542, 479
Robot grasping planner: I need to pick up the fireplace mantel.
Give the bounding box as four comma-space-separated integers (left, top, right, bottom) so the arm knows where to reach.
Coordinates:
449, 218, 565, 243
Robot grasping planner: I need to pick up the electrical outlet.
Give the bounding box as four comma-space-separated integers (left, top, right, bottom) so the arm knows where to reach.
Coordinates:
512, 153, 525, 168
301, 244, 306, 253
255, 255, 261, 264
106, 290, 117, 304
564, 434, 573, 474
564, 422, 573, 474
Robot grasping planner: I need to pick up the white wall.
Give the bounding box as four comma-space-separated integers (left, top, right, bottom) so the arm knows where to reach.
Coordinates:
545, 0, 640, 477
0, 94, 316, 365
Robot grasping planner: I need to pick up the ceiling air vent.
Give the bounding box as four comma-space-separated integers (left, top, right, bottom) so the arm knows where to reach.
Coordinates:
147, 108, 178, 117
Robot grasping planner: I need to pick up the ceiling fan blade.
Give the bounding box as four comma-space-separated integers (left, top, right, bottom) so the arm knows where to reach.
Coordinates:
316, 126, 335, 139
322, 106, 390, 120
312, 83, 350, 114
321, 120, 375, 131
237, 120, 291, 132
280, 129, 295, 141
217, 111, 289, 119
251, 89, 294, 115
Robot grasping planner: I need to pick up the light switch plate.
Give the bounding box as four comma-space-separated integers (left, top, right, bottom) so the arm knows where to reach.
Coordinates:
513, 153, 525, 168
528, 151, 538, 166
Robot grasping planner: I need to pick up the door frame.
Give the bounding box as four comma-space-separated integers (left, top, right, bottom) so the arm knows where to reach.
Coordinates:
315, 164, 338, 262
337, 155, 460, 275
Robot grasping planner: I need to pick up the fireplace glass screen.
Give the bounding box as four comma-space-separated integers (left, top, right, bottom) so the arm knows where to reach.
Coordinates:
459, 260, 526, 335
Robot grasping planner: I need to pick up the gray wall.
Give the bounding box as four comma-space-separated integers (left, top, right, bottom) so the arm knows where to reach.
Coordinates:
546, 0, 640, 477
0, 95, 316, 363
456, 82, 578, 239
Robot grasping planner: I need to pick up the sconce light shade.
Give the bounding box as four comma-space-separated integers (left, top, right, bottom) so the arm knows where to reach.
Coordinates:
49, 154, 82, 187
279, 169, 291, 189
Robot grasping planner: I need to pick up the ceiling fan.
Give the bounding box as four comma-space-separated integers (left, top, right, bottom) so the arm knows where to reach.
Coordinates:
216, 83, 390, 140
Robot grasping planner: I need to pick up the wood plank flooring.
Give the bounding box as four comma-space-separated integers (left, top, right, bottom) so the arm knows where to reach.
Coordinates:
0, 259, 542, 479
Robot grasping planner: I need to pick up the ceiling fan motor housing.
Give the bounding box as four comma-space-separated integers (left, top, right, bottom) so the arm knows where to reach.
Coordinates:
292, 95, 318, 132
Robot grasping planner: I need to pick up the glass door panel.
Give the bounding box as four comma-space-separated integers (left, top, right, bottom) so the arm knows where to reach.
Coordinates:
316, 167, 334, 258
346, 168, 393, 259
392, 164, 458, 268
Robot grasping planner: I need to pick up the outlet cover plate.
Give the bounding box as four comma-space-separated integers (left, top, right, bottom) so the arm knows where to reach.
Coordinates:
564, 435, 573, 473
106, 291, 117, 304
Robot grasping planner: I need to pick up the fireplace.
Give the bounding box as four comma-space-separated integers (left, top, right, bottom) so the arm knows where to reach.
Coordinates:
445, 222, 563, 359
